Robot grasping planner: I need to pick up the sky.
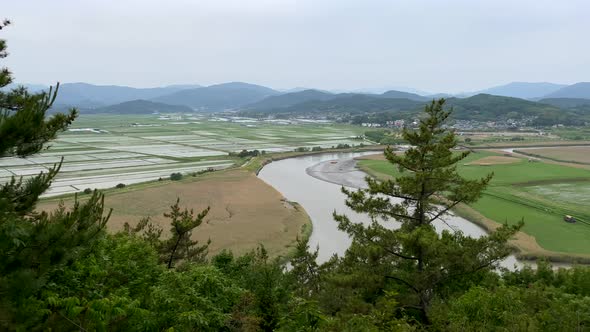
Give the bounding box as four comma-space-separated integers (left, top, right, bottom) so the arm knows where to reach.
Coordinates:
2, 0, 589, 94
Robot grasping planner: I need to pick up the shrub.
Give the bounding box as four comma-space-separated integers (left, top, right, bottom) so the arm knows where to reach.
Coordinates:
83, 188, 93, 194
115, 183, 126, 189
170, 172, 183, 181
311, 146, 323, 152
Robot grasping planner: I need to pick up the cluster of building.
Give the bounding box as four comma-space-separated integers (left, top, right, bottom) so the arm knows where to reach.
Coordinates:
447, 117, 536, 131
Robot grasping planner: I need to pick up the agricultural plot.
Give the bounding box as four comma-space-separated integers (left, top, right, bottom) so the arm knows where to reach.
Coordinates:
358, 150, 590, 255
514, 146, 590, 164
2, 114, 368, 197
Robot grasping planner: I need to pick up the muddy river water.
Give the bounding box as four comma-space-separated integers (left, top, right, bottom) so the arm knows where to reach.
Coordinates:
258, 152, 523, 269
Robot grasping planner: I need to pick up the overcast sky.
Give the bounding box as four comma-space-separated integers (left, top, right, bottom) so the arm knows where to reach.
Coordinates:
3, 0, 589, 93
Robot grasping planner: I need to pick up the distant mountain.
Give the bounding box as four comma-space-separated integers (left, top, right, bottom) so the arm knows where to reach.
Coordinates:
245, 89, 337, 110
477, 82, 566, 99
87, 99, 193, 114
243, 94, 423, 116
53, 83, 201, 107
153, 82, 280, 111
538, 98, 590, 109
379, 90, 428, 101
543, 82, 590, 99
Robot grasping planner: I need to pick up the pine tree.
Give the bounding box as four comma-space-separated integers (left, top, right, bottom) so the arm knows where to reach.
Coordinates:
334, 99, 521, 323
127, 198, 211, 268
0, 20, 110, 329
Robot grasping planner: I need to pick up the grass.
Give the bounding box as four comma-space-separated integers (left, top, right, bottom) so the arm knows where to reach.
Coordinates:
38, 169, 311, 258
357, 150, 590, 257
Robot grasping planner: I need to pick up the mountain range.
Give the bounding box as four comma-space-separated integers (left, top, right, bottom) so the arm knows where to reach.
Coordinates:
6, 81, 590, 124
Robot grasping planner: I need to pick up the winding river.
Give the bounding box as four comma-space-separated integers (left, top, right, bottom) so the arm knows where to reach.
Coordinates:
258, 152, 521, 269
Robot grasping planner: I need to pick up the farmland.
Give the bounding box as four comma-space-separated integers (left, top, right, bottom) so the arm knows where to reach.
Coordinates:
0, 114, 368, 197
514, 146, 590, 165
357, 150, 590, 258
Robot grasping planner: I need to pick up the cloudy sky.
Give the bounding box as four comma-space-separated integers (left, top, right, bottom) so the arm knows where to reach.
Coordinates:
3, 0, 589, 93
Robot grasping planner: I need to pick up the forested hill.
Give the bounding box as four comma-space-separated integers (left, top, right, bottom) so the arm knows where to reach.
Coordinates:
86, 99, 193, 114
445, 94, 560, 120
240, 92, 585, 124
152, 82, 280, 111
245, 89, 338, 110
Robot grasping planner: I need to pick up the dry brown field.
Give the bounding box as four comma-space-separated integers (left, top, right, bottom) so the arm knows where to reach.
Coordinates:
519, 146, 590, 164
38, 169, 309, 257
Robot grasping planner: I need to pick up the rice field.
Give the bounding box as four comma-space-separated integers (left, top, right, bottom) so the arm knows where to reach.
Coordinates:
357, 150, 590, 256
2, 114, 367, 197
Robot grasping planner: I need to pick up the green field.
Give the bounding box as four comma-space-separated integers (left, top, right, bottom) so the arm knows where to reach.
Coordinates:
358, 150, 590, 255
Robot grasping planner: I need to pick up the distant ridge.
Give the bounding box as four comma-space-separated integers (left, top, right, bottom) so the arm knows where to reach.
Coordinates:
53, 83, 201, 107
87, 99, 193, 114
379, 90, 428, 101
245, 89, 336, 110
153, 82, 280, 111
477, 82, 566, 99
543, 82, 590, 99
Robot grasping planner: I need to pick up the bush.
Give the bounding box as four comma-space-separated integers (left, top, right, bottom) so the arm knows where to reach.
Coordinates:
170, 172, 183, 181
311, 146, 323, 152
83, 188, 93, 194
115, 183, 126, 189
464, 137, 472, 143
294, 147, 310, 152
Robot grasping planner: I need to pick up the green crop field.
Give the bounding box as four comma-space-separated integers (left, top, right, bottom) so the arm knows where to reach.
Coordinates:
358, 150, 590, 255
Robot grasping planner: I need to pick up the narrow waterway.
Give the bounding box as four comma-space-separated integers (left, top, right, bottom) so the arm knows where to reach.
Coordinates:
258, 152, 522, 269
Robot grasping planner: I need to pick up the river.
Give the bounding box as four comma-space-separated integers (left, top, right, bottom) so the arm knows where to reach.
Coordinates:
258, 151, 522, 269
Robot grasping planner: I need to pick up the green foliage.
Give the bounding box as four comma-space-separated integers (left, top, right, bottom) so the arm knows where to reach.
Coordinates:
115, 182, 126, 188
335, 99, 520, 323
432, 284, 590, 331
148, 265, 243, 331
0, 24, 110, 330
129, 198, 210, 268
169, 172, 183, 181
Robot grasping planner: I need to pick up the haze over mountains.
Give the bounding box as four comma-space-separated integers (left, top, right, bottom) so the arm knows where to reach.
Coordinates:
5, 81, 590, 123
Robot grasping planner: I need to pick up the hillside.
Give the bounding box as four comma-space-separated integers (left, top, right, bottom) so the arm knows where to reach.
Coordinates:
379, 90, 428, 101
243, 94, 423, 116
543, 82, 590, 99
539, 98, 590, 109
153, 82, 279, 111
86, 99, 193, 114
477, 82, 565, 99
53, 83, 201, 107
445, 94, 560, 120
245, 89, 336, 110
